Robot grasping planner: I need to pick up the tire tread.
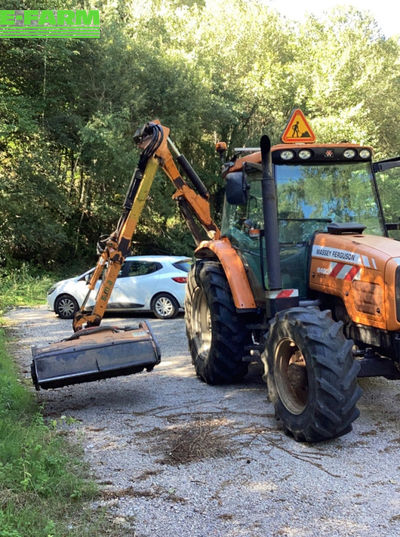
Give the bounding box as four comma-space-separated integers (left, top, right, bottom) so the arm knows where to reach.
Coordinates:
185, 261, 251, 384
263, 307, 361, 442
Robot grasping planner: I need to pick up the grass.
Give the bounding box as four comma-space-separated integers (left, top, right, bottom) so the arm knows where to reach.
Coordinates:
0, 265, 128, 537
0, 261, 89, 315
0, 264, 54, 314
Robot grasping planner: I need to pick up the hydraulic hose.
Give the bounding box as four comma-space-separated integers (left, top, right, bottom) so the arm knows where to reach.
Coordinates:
167, 137, 209, 199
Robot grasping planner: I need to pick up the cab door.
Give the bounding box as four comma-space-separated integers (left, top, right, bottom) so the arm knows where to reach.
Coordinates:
373, 157, 400, 240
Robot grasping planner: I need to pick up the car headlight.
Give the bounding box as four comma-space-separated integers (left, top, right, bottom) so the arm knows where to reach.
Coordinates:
47, 285, 57, 295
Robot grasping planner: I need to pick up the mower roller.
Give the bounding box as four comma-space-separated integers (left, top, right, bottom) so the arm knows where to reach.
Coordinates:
31, 323, 160, 390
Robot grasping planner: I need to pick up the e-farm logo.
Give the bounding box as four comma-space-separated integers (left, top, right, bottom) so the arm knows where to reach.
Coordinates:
0, 9, 100, 38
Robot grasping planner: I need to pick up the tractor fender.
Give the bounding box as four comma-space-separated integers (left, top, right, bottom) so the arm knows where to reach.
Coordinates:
195, 237, 257, 310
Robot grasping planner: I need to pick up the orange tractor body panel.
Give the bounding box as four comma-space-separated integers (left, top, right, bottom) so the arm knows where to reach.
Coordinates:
195, 237, 257, 310
310, 232, 400, 331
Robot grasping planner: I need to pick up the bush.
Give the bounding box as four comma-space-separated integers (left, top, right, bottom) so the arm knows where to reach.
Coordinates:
0, 264, 53, 315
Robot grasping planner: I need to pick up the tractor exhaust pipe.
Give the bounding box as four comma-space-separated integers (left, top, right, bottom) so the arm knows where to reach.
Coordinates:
260, 135, 282, 290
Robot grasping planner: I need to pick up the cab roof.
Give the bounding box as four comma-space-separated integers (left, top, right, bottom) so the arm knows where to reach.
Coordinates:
225, 143, 373, 175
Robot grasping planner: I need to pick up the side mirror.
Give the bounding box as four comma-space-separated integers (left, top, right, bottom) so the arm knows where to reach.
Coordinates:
225, 172, 249, 205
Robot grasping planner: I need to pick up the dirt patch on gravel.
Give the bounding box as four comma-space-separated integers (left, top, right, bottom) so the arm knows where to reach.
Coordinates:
138, 416, 232, 465
101, 485, 187, 503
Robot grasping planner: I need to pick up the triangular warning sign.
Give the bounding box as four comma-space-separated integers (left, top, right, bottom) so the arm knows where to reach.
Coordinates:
281, 109, 316, 144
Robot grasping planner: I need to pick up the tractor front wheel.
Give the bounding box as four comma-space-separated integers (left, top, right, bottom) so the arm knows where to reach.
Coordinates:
263, 307, 361, 442
185, 261, 251, 384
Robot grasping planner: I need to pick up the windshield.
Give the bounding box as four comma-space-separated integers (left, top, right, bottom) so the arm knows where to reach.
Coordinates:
275, 161, 383, 237
220, 161, 384, 296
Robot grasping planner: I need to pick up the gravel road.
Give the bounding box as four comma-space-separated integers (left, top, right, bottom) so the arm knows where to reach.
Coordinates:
6, 305, 400, 537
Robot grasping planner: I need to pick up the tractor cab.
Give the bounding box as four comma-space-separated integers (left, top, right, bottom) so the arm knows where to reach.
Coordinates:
221, 111, 400, 302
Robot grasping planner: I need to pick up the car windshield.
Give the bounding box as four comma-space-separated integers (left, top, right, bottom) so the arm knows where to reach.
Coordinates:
173, 260, 192, 272
78, 268, 94, 281
275, 161, 383, 236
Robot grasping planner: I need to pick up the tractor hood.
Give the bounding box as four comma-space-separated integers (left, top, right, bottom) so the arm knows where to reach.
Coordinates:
312, 232, 400, 271
311, 231, 400, 331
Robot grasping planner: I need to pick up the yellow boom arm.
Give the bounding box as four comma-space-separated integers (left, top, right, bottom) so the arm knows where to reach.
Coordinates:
73, 122, 220, 331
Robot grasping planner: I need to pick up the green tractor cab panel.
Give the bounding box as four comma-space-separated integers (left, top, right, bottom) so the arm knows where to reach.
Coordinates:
221, 169, 310, 299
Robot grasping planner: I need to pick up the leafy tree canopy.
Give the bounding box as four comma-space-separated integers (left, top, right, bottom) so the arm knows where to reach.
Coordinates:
0, 0, 399, 267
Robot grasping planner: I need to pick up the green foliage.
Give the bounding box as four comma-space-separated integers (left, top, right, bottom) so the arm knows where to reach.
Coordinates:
0, 264, 53, 314
0, 325, 104, 537
0, 267, 130, 535
1, 0, 400, 269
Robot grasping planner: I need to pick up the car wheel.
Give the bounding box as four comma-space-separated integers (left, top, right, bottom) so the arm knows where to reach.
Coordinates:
151, 293, 179, 319
54, 294, 79, 319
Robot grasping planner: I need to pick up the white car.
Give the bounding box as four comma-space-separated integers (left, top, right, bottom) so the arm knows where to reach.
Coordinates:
47, 255, 191, 320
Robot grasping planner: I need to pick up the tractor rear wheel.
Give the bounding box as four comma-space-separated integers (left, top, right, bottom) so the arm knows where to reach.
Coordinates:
263, 307, 361, 442
185, 261, 250, 384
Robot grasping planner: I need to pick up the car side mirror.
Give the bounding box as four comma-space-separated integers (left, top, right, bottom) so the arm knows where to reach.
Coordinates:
225, 171, 249, 205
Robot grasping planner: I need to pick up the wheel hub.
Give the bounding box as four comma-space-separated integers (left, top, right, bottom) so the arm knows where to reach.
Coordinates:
155, 297, 174, 317
274, 338, 308, 415
191, 288, 212, 358
58, 298, 75, 317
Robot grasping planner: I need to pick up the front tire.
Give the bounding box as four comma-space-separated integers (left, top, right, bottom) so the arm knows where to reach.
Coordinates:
263, 307, 361, 442
185, 261, 251, 384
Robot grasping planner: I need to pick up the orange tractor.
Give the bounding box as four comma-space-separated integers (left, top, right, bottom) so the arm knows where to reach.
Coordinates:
32, 111, 400, 442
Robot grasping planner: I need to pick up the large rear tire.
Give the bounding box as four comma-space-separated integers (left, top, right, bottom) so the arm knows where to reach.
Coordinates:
185, 261, 251, 384
263, 307, 361, 442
